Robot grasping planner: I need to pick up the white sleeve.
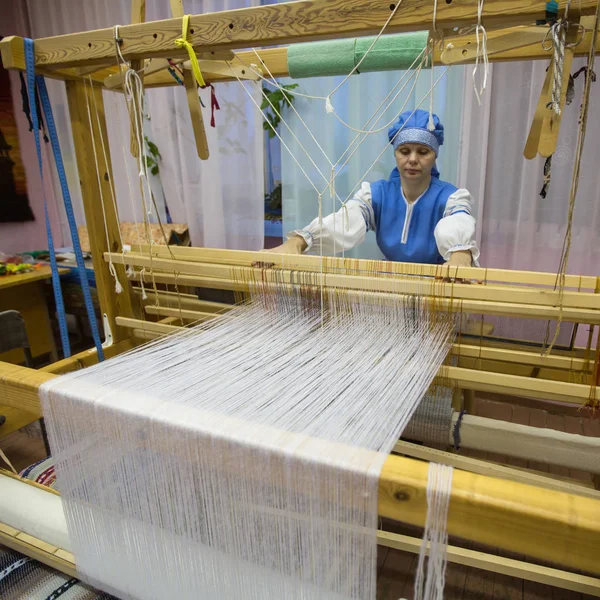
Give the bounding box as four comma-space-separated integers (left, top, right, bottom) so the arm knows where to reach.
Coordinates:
286, 182, 375, 255
433, 189, 481, 266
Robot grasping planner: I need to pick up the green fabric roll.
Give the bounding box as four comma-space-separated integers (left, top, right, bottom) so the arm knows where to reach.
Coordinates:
287, 38, 357, 79
354, 32, 429, 73
287, 32, 429, 79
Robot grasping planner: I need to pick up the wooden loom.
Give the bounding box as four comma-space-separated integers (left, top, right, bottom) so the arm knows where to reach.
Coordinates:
1, 0, 600, 596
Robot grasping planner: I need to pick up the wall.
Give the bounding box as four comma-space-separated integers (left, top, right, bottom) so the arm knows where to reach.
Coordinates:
0, 1, 63, 255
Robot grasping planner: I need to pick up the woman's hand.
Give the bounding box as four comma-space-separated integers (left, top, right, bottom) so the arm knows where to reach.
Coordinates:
445, 250, 472, 268
252, 236, 308, 267
442, 250, 480, 284
264, 236, 308, 255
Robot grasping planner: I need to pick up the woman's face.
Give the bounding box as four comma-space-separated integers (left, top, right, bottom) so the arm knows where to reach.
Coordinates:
395, 143, 436, 183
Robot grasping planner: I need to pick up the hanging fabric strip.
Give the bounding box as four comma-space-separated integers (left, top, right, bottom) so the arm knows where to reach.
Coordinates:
24, 38, 71, 358
175, 15, 206, 87
201, 83, 220, 127
36, 76, 105, 361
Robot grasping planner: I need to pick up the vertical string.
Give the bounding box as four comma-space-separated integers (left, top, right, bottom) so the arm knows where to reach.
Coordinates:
414, 463, 454, 600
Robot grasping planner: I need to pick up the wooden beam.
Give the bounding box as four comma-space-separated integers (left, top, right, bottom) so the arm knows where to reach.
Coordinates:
2, 0, 598, 71
379, 454, 600, 575
144, 305, 217, 322
133, 27, 600, 86
132, 287, 233, 312
183, 66, 210, 159
443, 365, 598, 405
0, 36, 115, 85
378, 530, 600, 596
107, 253, 600, 311
0, 362, 53, 415
40, 339, 137, 374
3, 22, 600, 88
66, 81, 134, 342
115, 316, 181, 335
132, 245, 600, 291
128, 0, 146, 158
0, 523, 76, 579
452, 343, 590, 371
168, 0, 210, 160
130, 268, 600, 324
393, 440, 600, 500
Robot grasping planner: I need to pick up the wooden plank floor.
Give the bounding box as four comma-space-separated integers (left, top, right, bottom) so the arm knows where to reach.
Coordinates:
1, 396, 599, 599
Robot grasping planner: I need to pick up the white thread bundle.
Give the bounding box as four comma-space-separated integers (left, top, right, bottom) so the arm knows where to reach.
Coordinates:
413, 463, 454, 600
550, 21, 567, 115
41, 284, 454, 600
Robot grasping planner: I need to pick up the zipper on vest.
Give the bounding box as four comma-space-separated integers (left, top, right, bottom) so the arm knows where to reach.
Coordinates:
401, 203, 413, 244
400, 187, 428, 244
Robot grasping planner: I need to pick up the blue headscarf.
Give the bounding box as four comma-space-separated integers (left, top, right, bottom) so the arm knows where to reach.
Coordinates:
388, 109, 444, 178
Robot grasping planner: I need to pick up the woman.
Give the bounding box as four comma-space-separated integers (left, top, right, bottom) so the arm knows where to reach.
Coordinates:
267, 109, 479, 268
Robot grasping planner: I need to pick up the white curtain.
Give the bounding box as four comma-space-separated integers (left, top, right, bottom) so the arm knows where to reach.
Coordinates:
459, 60, 600, 277
280, 62, 466, 259
458, 60, 600, 346
25, 0, 264, 250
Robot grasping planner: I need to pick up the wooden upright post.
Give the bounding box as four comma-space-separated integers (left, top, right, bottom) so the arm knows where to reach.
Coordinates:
129, 0, 146, 158
65, 80, 134, 343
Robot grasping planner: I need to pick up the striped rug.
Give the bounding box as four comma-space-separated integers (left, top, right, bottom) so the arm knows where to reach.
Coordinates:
0, 545, 118, 599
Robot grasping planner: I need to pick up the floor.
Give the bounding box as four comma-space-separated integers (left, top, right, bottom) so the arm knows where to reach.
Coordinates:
1, 395, 599, 600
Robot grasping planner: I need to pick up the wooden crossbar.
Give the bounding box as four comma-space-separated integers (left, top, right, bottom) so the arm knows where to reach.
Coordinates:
0, 0, 598, 72
131, 245, 600, 290
130, 268, 600, 324
106, 252, 600, 311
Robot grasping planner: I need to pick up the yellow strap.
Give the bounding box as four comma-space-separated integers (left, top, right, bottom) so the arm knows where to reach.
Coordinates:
174, 14, 206, 87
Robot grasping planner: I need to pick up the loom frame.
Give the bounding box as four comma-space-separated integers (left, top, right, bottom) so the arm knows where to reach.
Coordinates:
1, 0, 599, 595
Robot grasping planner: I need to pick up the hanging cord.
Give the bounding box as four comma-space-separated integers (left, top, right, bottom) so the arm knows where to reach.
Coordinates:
237, 0, 406, 117
541, 1, 585, 115
175, 15, 205, 87
472, 0, 489, 105
113, 26, 164, 305
85, 76, 130, 293
544, 0, 599, 355
428, 0, 444, 130
232, 56, 446, 211
544, 18, 568, 114
0, 448, 18, 475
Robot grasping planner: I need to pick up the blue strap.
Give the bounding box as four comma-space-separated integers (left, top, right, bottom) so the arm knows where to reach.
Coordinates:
25, 38, 105, 361
25, 38, 71, 358
36, 77, 104, 361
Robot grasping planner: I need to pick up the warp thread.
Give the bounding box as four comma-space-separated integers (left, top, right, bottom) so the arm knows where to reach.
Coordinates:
41, 284, 456, 600
403, 386, 454, 446
413, 463, 454, 600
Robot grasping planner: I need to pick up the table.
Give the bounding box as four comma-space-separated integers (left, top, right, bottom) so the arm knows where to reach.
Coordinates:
0, 267, 68, 365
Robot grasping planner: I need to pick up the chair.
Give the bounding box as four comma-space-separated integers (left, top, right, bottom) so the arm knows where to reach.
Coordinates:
0, 310, 50, 455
